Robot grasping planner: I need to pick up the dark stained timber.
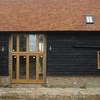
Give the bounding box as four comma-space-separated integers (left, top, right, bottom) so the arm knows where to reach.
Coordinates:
47, 31, 100, 76
0, 33, 9, 76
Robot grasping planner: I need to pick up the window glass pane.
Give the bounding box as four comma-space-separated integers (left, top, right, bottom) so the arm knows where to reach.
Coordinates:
85, 15, 94, 24
86, 16, 89, 23
19, 56, 26, 79
12, 34, 17, 52
39, 34, 44, 52
39, 55, 43, 79
29, 56, 36, 79
89, 17, 93, 22
19, 34, 26, 51
12, 56, 17, 79
29, 34, 36, 52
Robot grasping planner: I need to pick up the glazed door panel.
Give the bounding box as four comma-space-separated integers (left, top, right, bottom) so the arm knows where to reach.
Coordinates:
11, 34, 45, 83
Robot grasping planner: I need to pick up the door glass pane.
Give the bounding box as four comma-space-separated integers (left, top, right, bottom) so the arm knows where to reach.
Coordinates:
39, 55, 43, 79
39, 34, 44, 52
29, 35, 36, 52
12, 34, 17, 52
19, 34, 26, 51
12, 56, 17, 79
29, 56, 36, 79
19, 56, 26, 79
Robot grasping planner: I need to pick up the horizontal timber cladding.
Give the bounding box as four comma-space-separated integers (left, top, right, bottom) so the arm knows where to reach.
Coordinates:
0, 33, 9, 76
47, 31, 100, 76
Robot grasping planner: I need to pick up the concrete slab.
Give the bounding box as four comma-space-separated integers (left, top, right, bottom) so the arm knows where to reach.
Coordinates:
0, 88, 100, 100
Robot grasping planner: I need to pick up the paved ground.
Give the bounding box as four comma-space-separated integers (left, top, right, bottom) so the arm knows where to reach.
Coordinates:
0, 88, 100, 100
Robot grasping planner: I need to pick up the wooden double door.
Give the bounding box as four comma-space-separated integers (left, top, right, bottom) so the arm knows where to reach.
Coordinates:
11, 34, 46, 83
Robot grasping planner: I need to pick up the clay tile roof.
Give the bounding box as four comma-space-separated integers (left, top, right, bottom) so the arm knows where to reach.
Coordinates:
0, 0, 100, 31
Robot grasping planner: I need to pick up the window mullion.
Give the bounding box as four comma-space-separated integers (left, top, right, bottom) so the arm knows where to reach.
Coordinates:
36, 34, 39, 80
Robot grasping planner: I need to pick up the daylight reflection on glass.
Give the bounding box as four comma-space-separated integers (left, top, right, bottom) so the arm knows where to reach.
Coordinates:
29, 35, 36, 52
39, 34, 44, 52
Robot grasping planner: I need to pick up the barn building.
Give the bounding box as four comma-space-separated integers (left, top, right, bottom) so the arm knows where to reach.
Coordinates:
0, 0, 100, 87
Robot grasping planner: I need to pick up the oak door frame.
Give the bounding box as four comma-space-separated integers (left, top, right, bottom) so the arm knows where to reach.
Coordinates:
9, 33, 46, 84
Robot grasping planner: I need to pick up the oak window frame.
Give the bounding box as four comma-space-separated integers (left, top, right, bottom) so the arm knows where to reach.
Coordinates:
97, 51, 100, 69
10, 33, 46, 84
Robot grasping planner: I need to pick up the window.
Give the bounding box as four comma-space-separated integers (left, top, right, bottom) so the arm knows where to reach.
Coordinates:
39, 34, 44, 52
29, 34, 36, 52
97, 51, 100, 69
85, 15, 94, 24
11, 34, 46, 83
19, 34, 27, 51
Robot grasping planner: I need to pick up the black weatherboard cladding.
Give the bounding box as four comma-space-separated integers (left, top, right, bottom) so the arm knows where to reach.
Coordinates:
47, 31, 100, 76
0, 33, 9, 76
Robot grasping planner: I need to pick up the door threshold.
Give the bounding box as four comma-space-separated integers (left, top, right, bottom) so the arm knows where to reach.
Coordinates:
11, 83, 45, 88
